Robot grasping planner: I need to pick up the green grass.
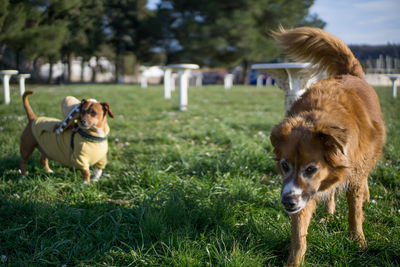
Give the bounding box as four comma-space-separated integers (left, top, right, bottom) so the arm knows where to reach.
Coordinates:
0, 83, 399, 266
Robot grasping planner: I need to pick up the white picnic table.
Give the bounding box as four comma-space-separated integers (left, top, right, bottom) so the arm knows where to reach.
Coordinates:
164, 64, 199, 110
387, 74, 400, 98
251, 63, 319, 112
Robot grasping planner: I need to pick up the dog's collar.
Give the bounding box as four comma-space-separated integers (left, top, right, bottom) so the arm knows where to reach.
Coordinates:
77, 128, 108, 143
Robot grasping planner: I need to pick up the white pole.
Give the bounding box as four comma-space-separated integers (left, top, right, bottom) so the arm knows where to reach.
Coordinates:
224, 74, 233, 89
179, 69, 191, 111
164, 68, 172, 99
3, 74, 11, 104
17, 74, 30, 96
390, 78, 397, 98
171, 73, 177, 92
140, 75, 147, 88
196, 74, 202, 87
19, 76, 25, 95
266, 76, 272, 86
285, 68, 305, 112
257, 75, 263, 87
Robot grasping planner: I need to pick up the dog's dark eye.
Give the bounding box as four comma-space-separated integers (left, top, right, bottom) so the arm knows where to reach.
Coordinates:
90, 110, 97, 117
280, 161, 291, 173
304, 166, 317, 176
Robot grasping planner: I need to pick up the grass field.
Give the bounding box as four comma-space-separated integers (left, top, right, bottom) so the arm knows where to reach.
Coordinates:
0, 83, 399, 266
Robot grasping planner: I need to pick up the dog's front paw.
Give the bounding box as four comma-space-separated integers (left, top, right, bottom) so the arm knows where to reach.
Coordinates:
286, 259, 301, 267
19, 169, 28, 177
92, 167, 103, 182
350, 232, 367, 249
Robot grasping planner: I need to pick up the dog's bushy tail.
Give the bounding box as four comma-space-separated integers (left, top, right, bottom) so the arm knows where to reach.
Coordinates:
272, 27, 364, 79
22, 91, 36, 121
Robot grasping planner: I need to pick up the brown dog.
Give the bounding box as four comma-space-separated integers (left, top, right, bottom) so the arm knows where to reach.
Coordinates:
20, 91, 114, 183
269, 27, 385, 266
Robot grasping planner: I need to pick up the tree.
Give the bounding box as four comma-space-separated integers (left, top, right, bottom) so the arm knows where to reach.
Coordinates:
104, 0, 150, 82
154, 0, 325, 83
0, 0, 31, 69
0, 0, 73, 82
61, 0, 105, 83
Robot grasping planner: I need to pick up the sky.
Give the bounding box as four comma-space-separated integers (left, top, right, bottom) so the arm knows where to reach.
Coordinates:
146, 0, 400, 45
310, 0, 400, 45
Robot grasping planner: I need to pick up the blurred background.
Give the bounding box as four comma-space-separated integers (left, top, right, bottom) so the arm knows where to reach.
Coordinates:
0, 0, 399, 85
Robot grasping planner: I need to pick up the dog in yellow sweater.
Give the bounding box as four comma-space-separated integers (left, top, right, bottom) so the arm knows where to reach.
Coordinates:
20, 91, 114, 183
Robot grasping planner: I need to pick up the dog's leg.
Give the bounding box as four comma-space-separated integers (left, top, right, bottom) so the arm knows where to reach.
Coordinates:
19, 123, 37, 176
92, 167, 103, 182
81, 169, 91, 184
40, 154, 54, 173
20, 145, 35, 176
363, 182, 370, 202
287, 199, 317, 267
346, 183, 368, 248
92, 156, 106, 182
326, 191, 336, 215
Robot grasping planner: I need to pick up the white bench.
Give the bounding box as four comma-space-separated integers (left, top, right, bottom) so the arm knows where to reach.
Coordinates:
164, 64, 199, 110
0, 70, 19, 104
251, 63, 319, 112
387, 74, 400, 98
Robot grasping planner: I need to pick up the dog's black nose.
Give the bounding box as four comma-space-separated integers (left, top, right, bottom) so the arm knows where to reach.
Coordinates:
281, 195, 297, 210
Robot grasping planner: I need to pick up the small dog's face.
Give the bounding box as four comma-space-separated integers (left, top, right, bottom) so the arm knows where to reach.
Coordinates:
79, 99, 114, 129
270, 117, 348, 214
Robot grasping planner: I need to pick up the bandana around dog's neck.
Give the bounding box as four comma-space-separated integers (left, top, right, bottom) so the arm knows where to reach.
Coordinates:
77, 128, 108, 142
70, 126, 108, 152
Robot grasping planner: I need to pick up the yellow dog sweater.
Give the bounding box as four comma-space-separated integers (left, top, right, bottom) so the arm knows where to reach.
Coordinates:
32, 117, 108, 171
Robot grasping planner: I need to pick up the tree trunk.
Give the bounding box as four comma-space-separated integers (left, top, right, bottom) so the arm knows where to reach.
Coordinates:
115, 53, 120, 83
242, 60, 251, 85
80, 58, 85, 82
33, 57, 40, 82
67, 53, 73, 83
47, 58, 54, 84
16, 50, 20, 71
120, 55, 125, 83
91, 56, 98, 83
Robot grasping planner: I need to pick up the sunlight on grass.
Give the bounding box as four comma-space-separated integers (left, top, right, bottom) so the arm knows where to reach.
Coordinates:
0, 84, 399, 265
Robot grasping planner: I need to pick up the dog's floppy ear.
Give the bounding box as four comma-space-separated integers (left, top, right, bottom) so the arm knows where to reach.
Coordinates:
270, 124, 282, 149
101, 102, 114, 118
313, 125, 348, 167
270, 122, 291, 158
314, 125, 347, 154
270, 120, 293, 148
80, 99, 87, 107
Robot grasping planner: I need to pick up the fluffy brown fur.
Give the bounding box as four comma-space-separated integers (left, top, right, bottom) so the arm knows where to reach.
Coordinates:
270, 27, 385, 266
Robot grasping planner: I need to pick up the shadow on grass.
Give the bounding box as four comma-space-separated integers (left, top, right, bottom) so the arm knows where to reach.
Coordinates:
1, 181, 400, 266
0, 153, 54, 181
0, 155, 21, 174
0, 183, 289, 266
